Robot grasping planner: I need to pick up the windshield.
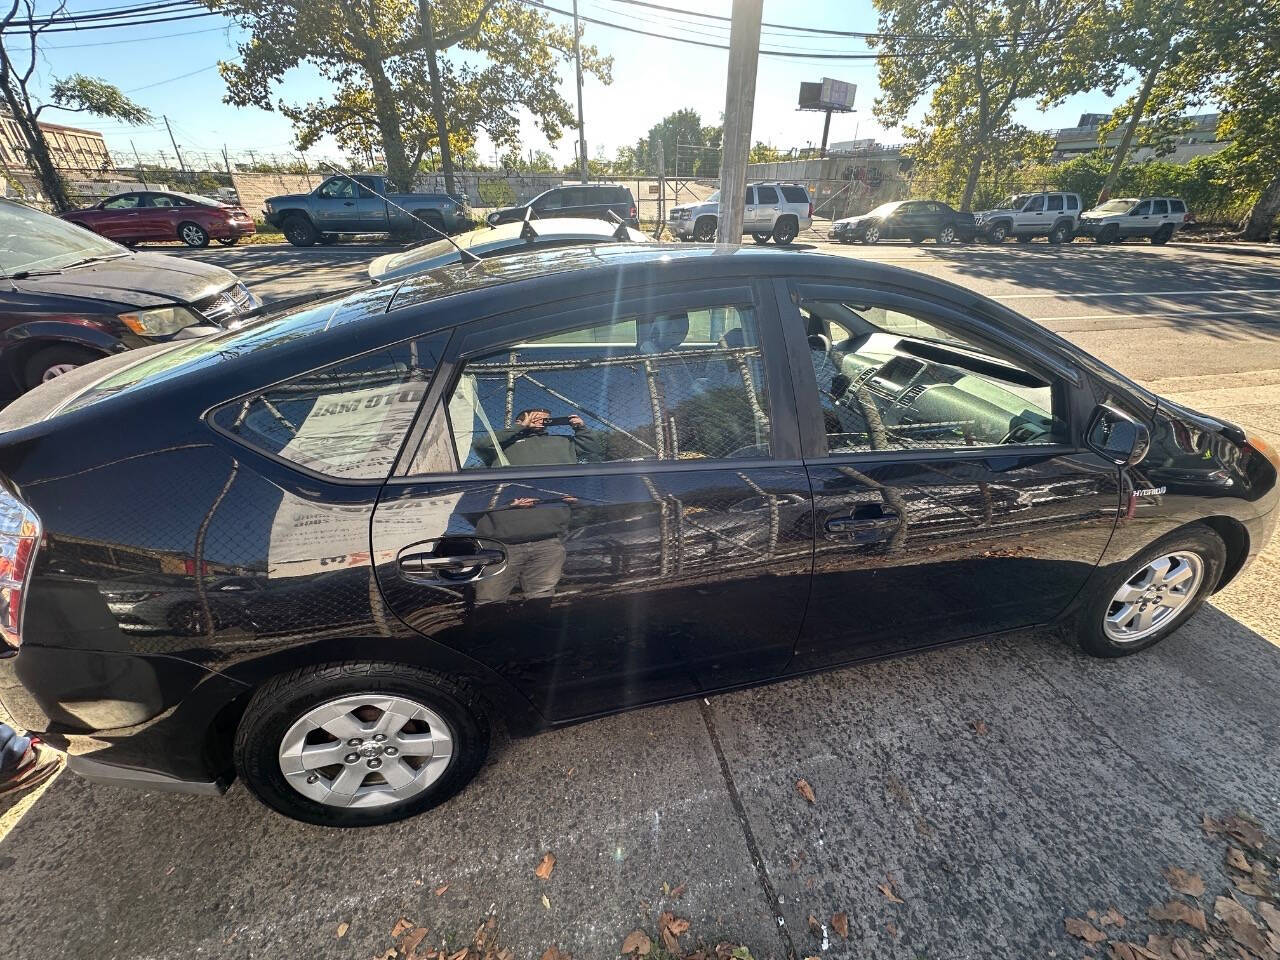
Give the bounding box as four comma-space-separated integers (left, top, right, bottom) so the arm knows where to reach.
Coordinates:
864, 202, 903, 218
1091, 199, 1135, 214
0, 200, 126, 276
995, 194, 1032, 210
704, 190, 720, 204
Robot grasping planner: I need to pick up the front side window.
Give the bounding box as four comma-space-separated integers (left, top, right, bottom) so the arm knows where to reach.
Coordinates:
211, 333, 448, 480
1133, 200, 1152, 215
1025, 196, 1045, 212
426, 304, 771, 472
797, 300, 1065, 453
318, 178, 356, 200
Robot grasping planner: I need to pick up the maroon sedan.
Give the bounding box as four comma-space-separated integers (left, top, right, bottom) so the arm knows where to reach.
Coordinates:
61, 190, 256, 248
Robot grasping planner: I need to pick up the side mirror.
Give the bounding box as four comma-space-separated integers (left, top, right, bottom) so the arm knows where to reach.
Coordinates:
1086, 404, 1150, 466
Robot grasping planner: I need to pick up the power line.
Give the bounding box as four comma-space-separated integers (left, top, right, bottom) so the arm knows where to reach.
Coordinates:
42, 23, 232, 49
1, 0, 202, 29
3, 7, 219, 36
125, 60, 231, 92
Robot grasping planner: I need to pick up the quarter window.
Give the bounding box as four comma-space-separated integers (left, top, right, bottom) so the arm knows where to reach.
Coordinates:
211, 333, 448, 480
797, 300, 1065, 453
780, 185, 810, 203
1169, 199, 1186, 213
424, 305, 771, 472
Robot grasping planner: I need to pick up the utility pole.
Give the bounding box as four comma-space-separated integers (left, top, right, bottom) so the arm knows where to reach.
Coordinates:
247, 148, 257, 169
654, 138, 665, 238
572, 0, 588, 183
222, 144, 232, 176
129, 139, 143, 178
717, 0, 763, 243
162, 115, 187, 183
419, 0, 456, 196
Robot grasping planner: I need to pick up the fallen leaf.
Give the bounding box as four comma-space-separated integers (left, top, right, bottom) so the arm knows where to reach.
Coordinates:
807, 914, 822, 937
878, 873, 905, 904
796, 779, 816, 804
399, 927, 429, 956
1223, 815, 1266, 850
971, 719, 990, 736
1102, 907, 1127, 927
885, 921, 897, 937
1066, 917, 1107, 943
392, 918, 414, 938
621, 929, 652, 956
1143, 935, 1177, 960
659, 912, 689, 953
1164, 867, 1205, 897
540, 894, 551, 910
535, 852, 556, 880
1108, 943, 1141, 960
671, 883, 687, 900
565, 766, 574, 778
164, 865, 175, 877
1147, 900, 1207, 932
434, 884, 449, 897
1202, 815, 1224, 836
1233, 877, 1268, 897
540, 947, 571, 960
1170, 938, 1204, 960
336, 922, 349, 939
1226, 847, 1251, 872
1089, 909, 1100, 920
831, 912, 849, 939
1214, 896, 1270, 956
1259, 901, 1280, 937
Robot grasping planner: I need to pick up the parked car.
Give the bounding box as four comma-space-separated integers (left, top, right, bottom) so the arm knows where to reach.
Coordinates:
368, 216, 650, 284
62, 190, 257, 248
1076, 197, 1188, 245
829, 199, 976, 244
1, 244, 1275, 827
485, 183, 637, 227
263, 174, 473, 247
668, 182, 812, 244
0, 198, 259, 392
972, 191, 1082, 243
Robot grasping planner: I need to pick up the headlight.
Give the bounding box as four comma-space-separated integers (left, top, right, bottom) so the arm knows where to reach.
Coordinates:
263, 200, 273, 213
118, 306, 201, 337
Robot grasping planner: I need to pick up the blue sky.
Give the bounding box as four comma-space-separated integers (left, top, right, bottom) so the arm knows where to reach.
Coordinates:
24, 0, 1137, 168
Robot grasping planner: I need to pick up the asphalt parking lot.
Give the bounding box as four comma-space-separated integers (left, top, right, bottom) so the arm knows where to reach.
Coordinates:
3, 238, 1280, 960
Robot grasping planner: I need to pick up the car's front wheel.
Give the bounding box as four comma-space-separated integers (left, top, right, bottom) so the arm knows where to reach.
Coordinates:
21, 344, 103, 391
282, 215, 318, 247
178, 221, 210, 248
751, 232, 771, 244
985, 223, 1008, 243
1095, 224, 1119, 244
693, 217, 718, 242
234, 662, 490, 827
937, 223, 956, 244
862, 223, 882, 244
1075, 525, 1225, 658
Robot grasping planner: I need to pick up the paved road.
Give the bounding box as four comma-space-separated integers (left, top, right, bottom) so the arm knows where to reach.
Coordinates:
3, 239, 1280, 960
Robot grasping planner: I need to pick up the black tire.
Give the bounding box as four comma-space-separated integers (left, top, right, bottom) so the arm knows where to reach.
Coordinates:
1151, 225, 1175, 245
282, 215, 318, 247
1017, 234, 1033, 244
178, 221, 210, 248
21, 344, 103, 392
861, 222, 883, 244
1048, 221, 1072, 244
693, 216, 718, 242
772, 217, 799, 246
1095, 224, 1119, 245
412, 211, 447, 241
909, 231, 926, 244
1075, 525, 1225, 659
234, 661, 490, 827
936, 223, 957, 244
985, 222, 1009, 243
751, 232, 771, 245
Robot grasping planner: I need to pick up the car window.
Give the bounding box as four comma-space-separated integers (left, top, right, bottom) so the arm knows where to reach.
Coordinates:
796, 300, 1065, 454
317, 178, 356, 200
1132, 200, 1151, 215
744, 187, 754, 205
210, 333, 449, 480
1152, 199, 1169, 215
1066, 195, 1079, 210
780, 185, 809, 203
1169, 199, 1186, 213
756, 186, 779, 204
148, 194, 181, 208
534, 189, 562, 211
103, 194, 142, 209
354, 177, 380, 199
421, 303, 771, 473
1047, 195, 1064, 211
1024, 196, 1045, 212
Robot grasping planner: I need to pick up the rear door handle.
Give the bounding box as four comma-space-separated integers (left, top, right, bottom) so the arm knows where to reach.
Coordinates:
824, 511, 901, 541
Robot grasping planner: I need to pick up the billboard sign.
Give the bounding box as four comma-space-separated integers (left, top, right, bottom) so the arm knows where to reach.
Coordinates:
820, 78, 856, 111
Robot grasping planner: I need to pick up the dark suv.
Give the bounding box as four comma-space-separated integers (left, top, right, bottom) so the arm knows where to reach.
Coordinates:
0, 245, 1274, 827
486, 183, 638, 227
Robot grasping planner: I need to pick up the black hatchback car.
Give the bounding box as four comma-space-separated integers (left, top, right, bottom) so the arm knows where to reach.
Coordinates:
0, 245, 1275, 827
486, 183, 638, 227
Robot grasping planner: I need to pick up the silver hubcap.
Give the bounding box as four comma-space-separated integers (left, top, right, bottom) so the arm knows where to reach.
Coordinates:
42, 362, 79, 382
865, 226, 879, 242
1103, 551, 1204, 643
939, 226, 954, 243
182, 225, 203, 244
278, 694, 454, 808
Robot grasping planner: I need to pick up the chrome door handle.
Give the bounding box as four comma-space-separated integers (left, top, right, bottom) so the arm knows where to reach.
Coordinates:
824, 510, 901, 542
399, 549, 505, 572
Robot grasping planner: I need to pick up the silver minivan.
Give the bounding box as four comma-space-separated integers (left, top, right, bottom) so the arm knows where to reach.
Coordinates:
1077, 197, 1188, 245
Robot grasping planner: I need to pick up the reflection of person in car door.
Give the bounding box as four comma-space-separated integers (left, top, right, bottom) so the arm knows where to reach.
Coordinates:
474, 409, 604, 467
473, 488, 576, 603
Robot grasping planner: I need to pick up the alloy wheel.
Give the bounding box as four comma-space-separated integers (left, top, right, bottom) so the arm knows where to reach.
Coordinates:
1103, 551, 1204, 643
181, 223, 207, 246
863, 224, 880, 243
278, 693, 454, 809
938, 225, 955, 244
41, 362, 79, 382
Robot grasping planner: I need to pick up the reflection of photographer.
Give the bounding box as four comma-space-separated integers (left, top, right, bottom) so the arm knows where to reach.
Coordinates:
474, 408, 604, 467
473, 490, 576, 603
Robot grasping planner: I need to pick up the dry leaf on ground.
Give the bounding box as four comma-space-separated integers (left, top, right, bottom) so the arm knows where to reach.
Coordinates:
621, 929, 652, 956
1233, 877, 1268, 896
1101, 907, 1127, 927
1226, 847, 1251, 872
831, 912, 849, 939
540, 946, 571, 960
1201, 815, 1223, 837
1164, 867, 1206, 897
391, 917, 414, 938
971, 719, 990, 736
434, 884, 449, 897
1259, 901, 1280, 937
796, 779, 816, 804
1214, 896, 1271, 957
1223, 815, 1266, 850
1147, 900, 1207, 932
878, 874, 905, 904
1066, 917, 1107, 943
335, 921, 349, 938
535, 852, 556, 879
670, 883, 687, 900
1169, 937, 1205, 960
659, 912, 689, 953
807, 914, 822, 937
1107, 943, 1142, 960
886, 921, 898, 938
399, 927, 429, 955
540, 894, 551, 910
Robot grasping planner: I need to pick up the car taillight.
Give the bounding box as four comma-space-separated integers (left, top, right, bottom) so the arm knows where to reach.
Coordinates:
808, 202, 814, 217
629, 205, 637, 220
0, 486, 41, 654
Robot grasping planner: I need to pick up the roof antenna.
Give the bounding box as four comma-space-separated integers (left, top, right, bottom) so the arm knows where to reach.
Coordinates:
604, 210, 632, 242
318, 161, 481, 264
519, 205, 540, 243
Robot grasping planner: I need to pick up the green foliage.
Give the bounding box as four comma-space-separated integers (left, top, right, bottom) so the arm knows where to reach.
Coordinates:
47, 74, 152, 124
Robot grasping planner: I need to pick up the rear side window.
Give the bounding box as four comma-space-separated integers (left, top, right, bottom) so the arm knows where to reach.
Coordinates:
211, 332, 449, 480
756, 186, 779, 204
1152, 199, 1169, 214
780, 186, 809, 203
1047, 195, 1063, 211
1066, 195, 1079, 210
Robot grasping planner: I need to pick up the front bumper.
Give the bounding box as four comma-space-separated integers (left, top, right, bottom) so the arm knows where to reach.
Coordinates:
1074, 219, 1107, 237
668, 216, 695, 238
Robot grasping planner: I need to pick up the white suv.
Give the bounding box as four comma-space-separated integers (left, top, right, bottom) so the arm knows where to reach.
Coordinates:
1076, 197, 1187, 245
668, 183, 813, 245
972, 191, 1082, 244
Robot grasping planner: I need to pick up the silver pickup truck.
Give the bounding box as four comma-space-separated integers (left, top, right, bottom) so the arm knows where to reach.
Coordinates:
263, 174, 473, 246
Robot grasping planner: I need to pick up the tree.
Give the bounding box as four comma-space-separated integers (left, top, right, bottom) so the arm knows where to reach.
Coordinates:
0, 1, 152, 211
206, 0, 612, 192
871, 0, 1105, 210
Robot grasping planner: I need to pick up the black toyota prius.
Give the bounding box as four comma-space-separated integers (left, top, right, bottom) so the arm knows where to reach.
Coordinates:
0, 245, 1275, 827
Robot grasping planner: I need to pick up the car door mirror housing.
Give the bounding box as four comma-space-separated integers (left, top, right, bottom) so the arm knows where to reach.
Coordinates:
1086, 404, 1150, 466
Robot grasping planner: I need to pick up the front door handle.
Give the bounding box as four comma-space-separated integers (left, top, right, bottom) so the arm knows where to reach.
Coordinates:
343, 201, 355, 206
824, 510, 901, 541
397, 544, 506, 582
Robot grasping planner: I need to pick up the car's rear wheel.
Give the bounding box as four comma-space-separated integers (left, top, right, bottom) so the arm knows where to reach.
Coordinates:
234, 662, 489, 827
412, 211, 447, 241
21, 344, 103, 391
751, 232, 771, 244
1017, 234, 1033, 243
215, 236, 239, 247
1048, 222, 1072, 244
693, 217, 718, 242
178, 221, 210, 248
1075, 525, 1225, 658
282, 215, 318, 247
1151, 224, 1175, 245
937, 223, 956, 244
985, 223, 1008, 243
772, 217, 799, 245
